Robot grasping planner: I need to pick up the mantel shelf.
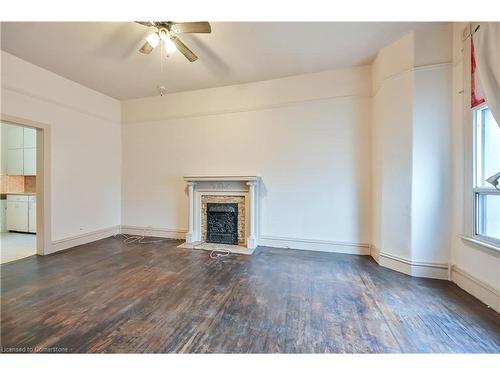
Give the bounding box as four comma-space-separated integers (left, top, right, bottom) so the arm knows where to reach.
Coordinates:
183, 176, 261, 182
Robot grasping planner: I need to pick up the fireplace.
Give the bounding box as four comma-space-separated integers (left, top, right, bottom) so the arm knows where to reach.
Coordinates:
182, 176, 261, 254
207, 203, 238, 245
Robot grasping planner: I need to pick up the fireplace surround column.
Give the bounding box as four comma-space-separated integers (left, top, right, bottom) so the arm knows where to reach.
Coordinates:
186, 181, 196, 243
246, 180, 258, 249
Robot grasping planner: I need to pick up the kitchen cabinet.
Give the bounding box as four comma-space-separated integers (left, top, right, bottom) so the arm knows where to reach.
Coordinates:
5, 124, 24, 148
2, 124, 37, 176
7, 195, 29, 232
28, 197, 37, 233
0, 124, 4, 174
0, 199, 6, 233
6, 149, 24, 175
23, 128, 36, 148
23, 148, 36, 175
6, 195, 36, 233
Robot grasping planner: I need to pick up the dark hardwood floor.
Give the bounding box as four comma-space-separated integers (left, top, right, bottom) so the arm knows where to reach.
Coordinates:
1, 237, 499, 353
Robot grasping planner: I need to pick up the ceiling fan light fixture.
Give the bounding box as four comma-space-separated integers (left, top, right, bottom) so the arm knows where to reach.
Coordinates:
146, 32, 160, 48
164, 38, 177, 54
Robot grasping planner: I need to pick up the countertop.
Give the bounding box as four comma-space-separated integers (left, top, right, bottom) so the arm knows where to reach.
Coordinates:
0, 192, 36, 199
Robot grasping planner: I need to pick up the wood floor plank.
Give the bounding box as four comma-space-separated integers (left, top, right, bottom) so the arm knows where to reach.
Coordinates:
1, 237, 499, 353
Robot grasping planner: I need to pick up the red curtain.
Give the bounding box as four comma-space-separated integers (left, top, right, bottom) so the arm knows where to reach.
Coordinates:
471, 40, 485, 108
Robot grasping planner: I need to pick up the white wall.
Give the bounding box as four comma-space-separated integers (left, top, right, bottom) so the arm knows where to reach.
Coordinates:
449, 23, 500, 311
1, 51, 122, 252
411, 66, 452, 266
121, 67, 372, 252
411, 24, 453, 267
371, 25, 453, 279
371, 33, 414, 261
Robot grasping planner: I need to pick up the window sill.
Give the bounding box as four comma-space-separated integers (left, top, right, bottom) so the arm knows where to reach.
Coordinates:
461, 236, 500, 255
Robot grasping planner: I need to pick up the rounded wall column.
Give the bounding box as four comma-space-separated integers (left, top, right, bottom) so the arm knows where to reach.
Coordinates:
186, 181, 197, 243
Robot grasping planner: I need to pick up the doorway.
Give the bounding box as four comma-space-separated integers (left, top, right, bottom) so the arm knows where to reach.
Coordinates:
0, 116, 48, 263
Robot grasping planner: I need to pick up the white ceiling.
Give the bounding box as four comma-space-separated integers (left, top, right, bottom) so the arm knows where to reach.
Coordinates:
1, 22, 429, 100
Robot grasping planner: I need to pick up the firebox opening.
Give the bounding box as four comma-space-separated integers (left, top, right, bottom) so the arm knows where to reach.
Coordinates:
207, 203, 238, 245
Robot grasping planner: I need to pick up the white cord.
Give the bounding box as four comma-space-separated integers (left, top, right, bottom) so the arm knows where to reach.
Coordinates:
115, 232, 232, 265
192, 242, 232, 263
115, 227, 171, 244
209, 249, 231, 259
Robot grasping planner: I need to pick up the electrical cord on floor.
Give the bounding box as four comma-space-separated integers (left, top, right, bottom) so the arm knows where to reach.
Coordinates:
115, 232, 232, 266
209, 249, 231, 259
193, 242, 232, 266
114, 227, 171, 244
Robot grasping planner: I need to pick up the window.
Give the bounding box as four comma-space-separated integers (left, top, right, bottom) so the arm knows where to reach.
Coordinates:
473, 104, 500, 245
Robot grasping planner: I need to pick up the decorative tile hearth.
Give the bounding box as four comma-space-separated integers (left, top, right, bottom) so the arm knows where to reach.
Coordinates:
179, 176, 261, 255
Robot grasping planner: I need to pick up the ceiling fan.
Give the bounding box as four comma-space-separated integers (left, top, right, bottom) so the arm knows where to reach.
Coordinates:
135, 21, 211, 62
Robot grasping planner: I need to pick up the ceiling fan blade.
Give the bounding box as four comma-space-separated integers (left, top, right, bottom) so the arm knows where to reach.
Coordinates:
139, 41, 155, 54
171, 22, 211, 34
135, 21, 155, 27
170, 36, 198, 62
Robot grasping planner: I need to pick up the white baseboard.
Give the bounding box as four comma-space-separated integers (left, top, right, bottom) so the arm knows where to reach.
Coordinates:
370, 245, 381, 263
49, 225, 121, 254
451, 265, 500, 313
259, 235, 370, 255
370, 246, 449, 279
120, 225, 187, 240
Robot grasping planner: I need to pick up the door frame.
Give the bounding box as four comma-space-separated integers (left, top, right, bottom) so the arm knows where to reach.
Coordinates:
1, 113, 51, 256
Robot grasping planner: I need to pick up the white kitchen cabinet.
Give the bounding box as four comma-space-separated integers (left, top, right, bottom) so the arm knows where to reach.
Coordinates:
28, 198, 37, 233
23, 148, 36, 175
0, 199, 6, 233
7, 195, 29, 232
6, 148, 24, 175
5, 124, 24, 149
0, 124, 5, 174
6, 195, 36, 233
23, 128, 37, 148
3, 124, 37, 176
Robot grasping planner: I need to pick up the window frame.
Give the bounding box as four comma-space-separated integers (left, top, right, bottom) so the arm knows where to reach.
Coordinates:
472, 103, 500, 247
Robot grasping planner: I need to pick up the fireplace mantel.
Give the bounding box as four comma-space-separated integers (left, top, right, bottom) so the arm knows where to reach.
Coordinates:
184, 175, 261, 182
182, 176, 261, 254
